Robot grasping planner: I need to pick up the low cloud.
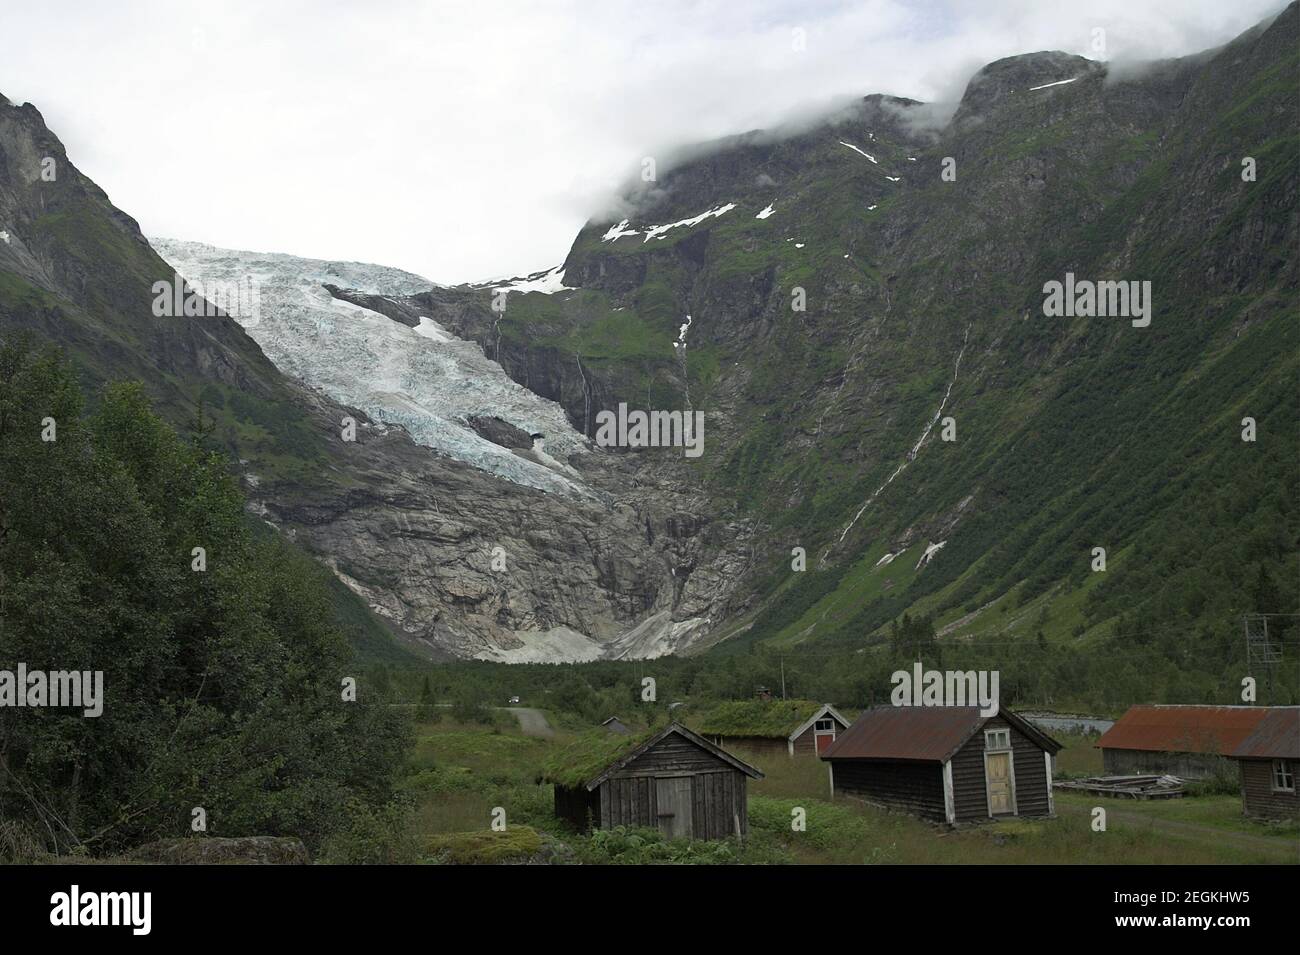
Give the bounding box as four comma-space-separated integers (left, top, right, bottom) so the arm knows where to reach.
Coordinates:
0, 0, 1287, 282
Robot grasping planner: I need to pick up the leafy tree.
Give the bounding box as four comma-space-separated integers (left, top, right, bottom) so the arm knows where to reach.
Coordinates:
0, 337, 409, 856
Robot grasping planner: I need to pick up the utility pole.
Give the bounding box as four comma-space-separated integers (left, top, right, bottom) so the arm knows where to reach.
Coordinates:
1245, 613, 1283, 700
780, 657, 786, 700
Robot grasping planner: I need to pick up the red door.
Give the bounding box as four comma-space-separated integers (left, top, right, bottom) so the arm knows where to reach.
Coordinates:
816, 732, 834, 754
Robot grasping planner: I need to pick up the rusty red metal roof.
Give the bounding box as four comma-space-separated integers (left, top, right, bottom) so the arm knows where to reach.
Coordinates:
1232, 708, 1300, 760
820, 706, 1059, 762
1097, 705, 1271, 755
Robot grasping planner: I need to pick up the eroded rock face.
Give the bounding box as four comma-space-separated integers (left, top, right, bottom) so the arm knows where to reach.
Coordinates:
145, 241, 736, 662
258, 421, 741, 661
468, 415, 534, 450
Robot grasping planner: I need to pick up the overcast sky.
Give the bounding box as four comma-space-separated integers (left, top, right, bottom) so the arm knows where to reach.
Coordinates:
0, 0, 1285, 283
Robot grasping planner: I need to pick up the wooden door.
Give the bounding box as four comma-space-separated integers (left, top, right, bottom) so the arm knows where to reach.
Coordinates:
815, 732, 835, 754
655, 776, 693, 839
986, 752, 1013, 815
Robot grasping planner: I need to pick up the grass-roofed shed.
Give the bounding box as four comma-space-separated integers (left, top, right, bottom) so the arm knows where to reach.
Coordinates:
690, 699, 851, 757
540, 722, 763, 839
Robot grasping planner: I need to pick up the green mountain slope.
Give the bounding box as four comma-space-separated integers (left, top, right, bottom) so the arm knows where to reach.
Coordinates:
0, 92, 418, 664
407, 4, 1299, 684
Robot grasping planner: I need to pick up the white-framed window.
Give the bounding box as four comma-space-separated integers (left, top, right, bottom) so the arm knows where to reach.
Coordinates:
1272, 759, 1295, 793
815, 719, 835, 732
985, 728, 1011, 751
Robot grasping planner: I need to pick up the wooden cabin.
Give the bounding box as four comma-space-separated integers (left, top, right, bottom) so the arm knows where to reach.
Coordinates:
541, 722, 763, 840
1231, 707, 1299, 821
692, 700, 851, 758
601, 716, 630, 735
821, 706, 1062, 824
1097, 705, 1271, 780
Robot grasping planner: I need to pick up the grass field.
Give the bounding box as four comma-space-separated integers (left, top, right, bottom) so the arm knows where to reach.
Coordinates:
1052, 731, 1105, 776
400, 717, 1299, 864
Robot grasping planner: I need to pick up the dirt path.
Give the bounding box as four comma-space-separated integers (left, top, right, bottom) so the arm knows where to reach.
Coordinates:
1088, 805, 1299, 861
500, 706, 555, 739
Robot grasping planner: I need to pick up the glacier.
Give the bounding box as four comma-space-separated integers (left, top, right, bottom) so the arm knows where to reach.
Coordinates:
149, 238, 591, 496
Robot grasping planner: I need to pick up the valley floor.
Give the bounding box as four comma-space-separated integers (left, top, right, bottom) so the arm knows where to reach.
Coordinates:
404, 714, 1300, 865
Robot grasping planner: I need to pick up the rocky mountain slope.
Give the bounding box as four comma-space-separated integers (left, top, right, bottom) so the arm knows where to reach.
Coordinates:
3, 3, 1296, 664
0, 96, 735, 662
359, 3, 1298, 657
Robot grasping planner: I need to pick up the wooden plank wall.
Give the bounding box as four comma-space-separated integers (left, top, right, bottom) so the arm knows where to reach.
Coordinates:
591, 736, 750, 838
790, 729, 818, 756
950, 715, 1051, 820
554, 785, 601, 831
1240, 759, 1300, 820
1102, 748, 1233, 780
790, 724, 843, 756
599, 775, 656, 829
830, 759, 946, 819
624, 734, 732, 775
690, 770, 747, 838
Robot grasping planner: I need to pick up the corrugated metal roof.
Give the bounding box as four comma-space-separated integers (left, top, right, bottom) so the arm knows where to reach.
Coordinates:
1096, 705, 1271, 755
1232, 707, 1300, 760
820, 706, 989, 762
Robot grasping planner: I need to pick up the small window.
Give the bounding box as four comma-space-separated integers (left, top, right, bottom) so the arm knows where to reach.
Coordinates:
985, 728, 1011, 751
815, 719, 835, 732
1272, 760, 1295, 793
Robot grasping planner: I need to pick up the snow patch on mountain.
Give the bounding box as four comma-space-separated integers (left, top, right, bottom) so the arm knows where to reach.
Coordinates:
642, 203, 735, 242
149, 238, 590, 497
674, 313, 692, 353
755, 203, 776, 219
824, 324, 972, 561
413, 316, 453, 341
1028, 76, 1079, 91
487, 264, 572, 295
916, 540, 947, 569
602, 203, 736, 244
474, 626, 605, 663
839, 141, 878, 163
603, 610, 710, 660
602, 219, 640, 241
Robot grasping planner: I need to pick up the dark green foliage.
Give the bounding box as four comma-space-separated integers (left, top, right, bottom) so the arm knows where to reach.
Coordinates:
449, 684, 495, 725
572, 825, 785, 864
890, 613, 939, 664
0, 337, 410, 856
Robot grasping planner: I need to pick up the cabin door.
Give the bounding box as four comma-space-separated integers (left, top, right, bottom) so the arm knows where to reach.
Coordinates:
814, 718, 837, 754
985, 751, 1015, 815
655, 776, 693, 840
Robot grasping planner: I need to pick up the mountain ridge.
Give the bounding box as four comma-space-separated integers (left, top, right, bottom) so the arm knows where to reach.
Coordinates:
3, 3, 1296, 669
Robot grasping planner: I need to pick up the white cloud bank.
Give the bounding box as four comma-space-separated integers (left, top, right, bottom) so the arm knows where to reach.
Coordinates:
0, 0, 1285, 282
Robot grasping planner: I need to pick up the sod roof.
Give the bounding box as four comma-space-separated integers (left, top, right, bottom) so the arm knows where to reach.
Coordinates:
539, 722, 764, 789
689, 699, 827, 738
539, 726, 660, 789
